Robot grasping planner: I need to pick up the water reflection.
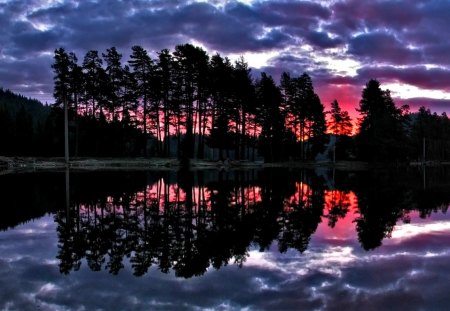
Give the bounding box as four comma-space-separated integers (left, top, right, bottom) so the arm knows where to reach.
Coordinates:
16, 168, 439, 278
3, 168, 450, 310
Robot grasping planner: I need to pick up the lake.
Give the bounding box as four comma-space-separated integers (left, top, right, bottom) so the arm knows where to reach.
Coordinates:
1, 167, 450, 310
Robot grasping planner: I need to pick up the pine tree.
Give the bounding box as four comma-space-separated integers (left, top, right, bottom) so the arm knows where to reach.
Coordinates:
129, 45, 154, 156
255, 73, 285, 162
103, 47, 124, 120
173, 44, 209, 160
356, 79, 408, 162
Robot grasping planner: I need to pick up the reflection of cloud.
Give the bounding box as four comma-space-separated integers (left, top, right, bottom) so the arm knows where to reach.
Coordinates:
2, 213, 450, 310
303, 246, 356, 276
390, 221, 450, 239
247, 246, 357, 278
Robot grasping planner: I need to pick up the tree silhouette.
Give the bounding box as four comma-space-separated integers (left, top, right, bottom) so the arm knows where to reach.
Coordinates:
7, 44, 450, 161
82, 50, 107, 117
409, 107, 450, 161
356, 79, 409, 162
328, 99, 353, 162
281, 72, 328, 160
328, 99, 352, 136
103, 47, 124, 121
129, 45, 154, 157
207, 54, 235, 159
173, 44, 210, 161
255, 73, 285, 162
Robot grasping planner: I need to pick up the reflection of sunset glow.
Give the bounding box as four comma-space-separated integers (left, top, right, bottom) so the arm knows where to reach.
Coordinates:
230, 187, 262, 207
79, 178, 263, 216
391, 221, 450, 240
285, 182, 312, 211
316, 190, 358, 240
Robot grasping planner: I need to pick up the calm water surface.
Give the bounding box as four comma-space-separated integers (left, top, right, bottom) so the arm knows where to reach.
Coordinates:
1, 168, 450, 310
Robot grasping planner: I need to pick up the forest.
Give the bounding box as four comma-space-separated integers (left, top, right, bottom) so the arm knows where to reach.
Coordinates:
1, 43, 450, 163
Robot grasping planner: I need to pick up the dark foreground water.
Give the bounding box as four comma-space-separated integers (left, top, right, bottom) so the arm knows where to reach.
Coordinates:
1, 168, 450, 310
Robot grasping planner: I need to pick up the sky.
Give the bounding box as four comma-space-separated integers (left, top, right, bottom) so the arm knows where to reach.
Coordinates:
1, 0, 450, 118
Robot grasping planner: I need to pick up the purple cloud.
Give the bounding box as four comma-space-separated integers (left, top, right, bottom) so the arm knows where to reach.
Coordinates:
348, 32, 423, 65
357, 66, 450, 91
0, 0, 448, 113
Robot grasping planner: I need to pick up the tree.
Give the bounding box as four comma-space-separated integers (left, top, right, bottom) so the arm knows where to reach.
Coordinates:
102, 47, 124, 120
281, 72, 327, 160
232, 57, 255, 160
52, 47, 73, 162
14, 106, 34, 155
409, 107, 450, 161
207, 53, 235, 159
255, 73, 285, 162
173, 44, 209, 161
307, 93, 328, 159
157, 49, 175, 157
82, 50, 107, 118
356, 79, 408, 162
328, 100, 352, 136
67, 52, 83, 156
328, 99, 353, 162
121, 65, 139, 126
0, 107, 13, 154
129, 45, 154, 156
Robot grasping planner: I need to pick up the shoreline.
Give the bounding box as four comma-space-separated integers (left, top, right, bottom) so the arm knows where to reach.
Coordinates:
2, 156, 444, 173
0, 156, 370, 172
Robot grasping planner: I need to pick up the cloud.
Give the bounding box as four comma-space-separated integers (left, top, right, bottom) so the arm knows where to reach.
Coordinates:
397, 98, 450, 115
357, 66, 450, 91
348, 32, 423, 65
0, 0, 449, 113
330, 0, 422, 35
304, 31, 344, 49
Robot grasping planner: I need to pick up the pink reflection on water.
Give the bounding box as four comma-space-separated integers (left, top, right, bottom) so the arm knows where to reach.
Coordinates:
315, 190, 359, 242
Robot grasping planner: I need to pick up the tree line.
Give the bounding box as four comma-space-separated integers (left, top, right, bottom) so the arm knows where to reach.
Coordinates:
47, 44, 450, 163
51, 167, 449, 277
2, 43, 450, 162
51, 44, 328, 161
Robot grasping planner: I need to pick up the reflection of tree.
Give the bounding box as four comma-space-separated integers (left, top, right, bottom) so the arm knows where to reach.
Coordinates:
0, 172, 65, 231
349, 169, 450, 251
55, 169, 324, 277
353, 171, 408, 250
51, 167, 450, 277
278, 172, 324, 253
325, 190, 352, 228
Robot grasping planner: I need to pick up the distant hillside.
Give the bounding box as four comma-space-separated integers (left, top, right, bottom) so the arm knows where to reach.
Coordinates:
0, 88, 54, 156
0, 88, 50, 125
